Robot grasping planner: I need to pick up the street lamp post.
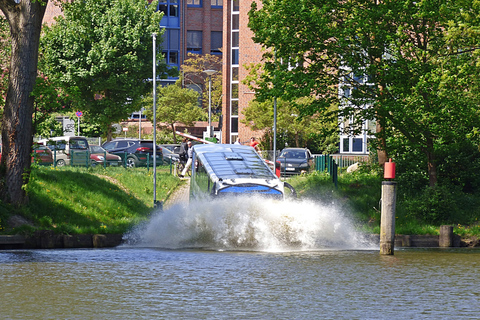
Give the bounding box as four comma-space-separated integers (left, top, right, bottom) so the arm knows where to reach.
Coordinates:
152, 33, 158, 208
204, 69, 216, 138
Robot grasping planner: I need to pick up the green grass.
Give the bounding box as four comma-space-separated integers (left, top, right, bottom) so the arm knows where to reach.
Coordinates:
287, 170, 480, 238
0, 165, 183, 235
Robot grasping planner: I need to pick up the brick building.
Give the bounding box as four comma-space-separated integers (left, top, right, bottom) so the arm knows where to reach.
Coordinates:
221, 0, 263, 145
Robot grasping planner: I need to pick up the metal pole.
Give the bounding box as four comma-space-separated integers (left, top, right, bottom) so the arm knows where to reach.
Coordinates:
273, 49, 277, 172
152, 33, 157, 207
273, 96, 277, 169
208, 75, 212, 137
139, 109, 142, 140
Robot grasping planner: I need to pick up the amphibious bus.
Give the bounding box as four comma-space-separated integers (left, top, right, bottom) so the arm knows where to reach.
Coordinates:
189, 144, 295, 200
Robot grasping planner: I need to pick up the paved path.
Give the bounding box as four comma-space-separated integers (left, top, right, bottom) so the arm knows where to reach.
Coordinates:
164, 178, 190, 209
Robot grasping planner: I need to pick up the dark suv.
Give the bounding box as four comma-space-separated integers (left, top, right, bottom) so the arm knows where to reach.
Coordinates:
101, 139, 163, 168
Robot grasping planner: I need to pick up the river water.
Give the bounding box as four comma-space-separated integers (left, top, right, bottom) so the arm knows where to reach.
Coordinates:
1, 197, 480, 319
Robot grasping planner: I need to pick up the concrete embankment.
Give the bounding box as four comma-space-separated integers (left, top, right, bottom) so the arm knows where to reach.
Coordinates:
1, 232, 479, 249
0, 231, 123, 249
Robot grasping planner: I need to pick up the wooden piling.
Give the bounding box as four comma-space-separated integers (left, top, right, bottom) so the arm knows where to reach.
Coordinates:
439, 225, 454, 247
380, 181, 397, 255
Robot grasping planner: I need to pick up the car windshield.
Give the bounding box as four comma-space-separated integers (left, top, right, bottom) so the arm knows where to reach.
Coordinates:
90, 146, 105, 153
280, 150, 306, 159
70, 138, 88, 150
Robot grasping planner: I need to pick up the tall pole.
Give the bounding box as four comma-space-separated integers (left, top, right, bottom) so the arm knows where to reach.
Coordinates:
139, 109, 142, 140
273, 97, 277, 168
273, 49, 277, 173
208, 75, 212, 137
152, 33, 157, 207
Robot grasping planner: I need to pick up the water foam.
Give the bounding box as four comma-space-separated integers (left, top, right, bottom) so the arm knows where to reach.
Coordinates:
123, 196, 375, 252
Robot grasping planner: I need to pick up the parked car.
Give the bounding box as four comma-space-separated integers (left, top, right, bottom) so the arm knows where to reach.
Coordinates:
89, 145, 122, 167
32, 144, 54, 165
160, 144, 181, 154
277, 148, 314, 175
0, 143, 54, 165
160, 146, 179, 162
101, 139, 163, 168
37, 136, 90, 167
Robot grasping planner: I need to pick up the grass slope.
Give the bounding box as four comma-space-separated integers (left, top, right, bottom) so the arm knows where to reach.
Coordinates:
0, 166, 183, 235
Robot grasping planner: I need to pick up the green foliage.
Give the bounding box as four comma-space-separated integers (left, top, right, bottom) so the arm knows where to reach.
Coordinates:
247, 0, 480, 188
181, 53, 222, 115
288, 165, 480, 237
241, 97, 338, 153
39, 0, 175, 137
142, 79, 206, 143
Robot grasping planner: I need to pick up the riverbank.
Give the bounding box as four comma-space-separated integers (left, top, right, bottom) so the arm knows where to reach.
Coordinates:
2, 166, 480, 250
2, 233, 479, 250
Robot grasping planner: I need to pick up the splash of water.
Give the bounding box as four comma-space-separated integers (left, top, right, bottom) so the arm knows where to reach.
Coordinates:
123, 196, 376, 252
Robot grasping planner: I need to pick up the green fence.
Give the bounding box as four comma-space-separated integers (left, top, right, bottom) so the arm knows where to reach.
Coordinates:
315, 155, 338, 188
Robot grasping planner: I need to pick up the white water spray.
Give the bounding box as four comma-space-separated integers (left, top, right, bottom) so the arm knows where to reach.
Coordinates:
123, 196, 375, 251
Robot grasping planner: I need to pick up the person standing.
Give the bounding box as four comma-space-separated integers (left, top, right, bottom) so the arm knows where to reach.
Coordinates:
250, 137, 260, 151
234, 137, 241, 145
179, 138, 188, 164
180, 141, 193, 177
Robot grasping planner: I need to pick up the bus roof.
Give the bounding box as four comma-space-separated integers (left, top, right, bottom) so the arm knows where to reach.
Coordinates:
193, 144, 277, 180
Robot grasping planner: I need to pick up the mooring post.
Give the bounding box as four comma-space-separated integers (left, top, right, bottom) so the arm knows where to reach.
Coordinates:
439, 225, 453, 247
380, 181, 397, 255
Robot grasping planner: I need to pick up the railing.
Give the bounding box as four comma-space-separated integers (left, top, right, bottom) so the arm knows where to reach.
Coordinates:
314, 155, 338, 188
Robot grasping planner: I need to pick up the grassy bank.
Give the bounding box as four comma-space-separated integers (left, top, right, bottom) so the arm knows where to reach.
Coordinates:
0, 165, 183, 235
287, 170, 480, 238
1, 164, 479, 238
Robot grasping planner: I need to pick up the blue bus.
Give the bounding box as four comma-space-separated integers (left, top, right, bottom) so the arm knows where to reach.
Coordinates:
190, 144, 295, 200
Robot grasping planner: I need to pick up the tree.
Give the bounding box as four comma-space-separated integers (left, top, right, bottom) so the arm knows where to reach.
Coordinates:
142, 79, 206, 143
248, 0, 480, 187
241, 97, 338, 153
0, 0, 47, 205
181, 53, 222, 118
0, 15, 10, 129
39, 0, 175, 141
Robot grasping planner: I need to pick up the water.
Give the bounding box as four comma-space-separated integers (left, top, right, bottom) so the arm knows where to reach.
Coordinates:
126, 196, 373, 251
1, 198, 480, 319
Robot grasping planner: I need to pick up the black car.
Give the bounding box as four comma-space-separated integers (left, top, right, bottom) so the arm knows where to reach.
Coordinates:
277, 148, 314, 175
101, 139, 163, 168
160, 146, 179, 163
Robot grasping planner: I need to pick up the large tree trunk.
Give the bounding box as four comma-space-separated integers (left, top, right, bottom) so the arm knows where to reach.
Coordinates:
0, 0, 47, 205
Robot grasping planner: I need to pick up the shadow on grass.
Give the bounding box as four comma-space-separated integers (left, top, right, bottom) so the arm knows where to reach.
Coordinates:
23, 169, 152, 234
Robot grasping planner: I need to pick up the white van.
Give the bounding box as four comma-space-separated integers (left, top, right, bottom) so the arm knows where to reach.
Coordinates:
37, 136, 90, 167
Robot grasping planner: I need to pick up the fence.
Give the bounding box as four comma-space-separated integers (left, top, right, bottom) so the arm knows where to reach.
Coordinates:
314, 154, 368, 188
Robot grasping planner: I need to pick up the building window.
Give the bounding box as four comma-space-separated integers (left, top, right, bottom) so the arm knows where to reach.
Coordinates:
232, 0, 239, 12
231, 83, 238, 99
232, 67, 238, 81
352, 138, 363, 152
231, 48, 239, 65
211, 31, 222, 55
231, 117, 238, 133
158, 0, 178, 17
231, 100, 238, 116
232, 15, 239, 30
211, 0, 222, 7
187, 0, 202, 6
161, 29, 180, 68
187, 31, 203, 54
